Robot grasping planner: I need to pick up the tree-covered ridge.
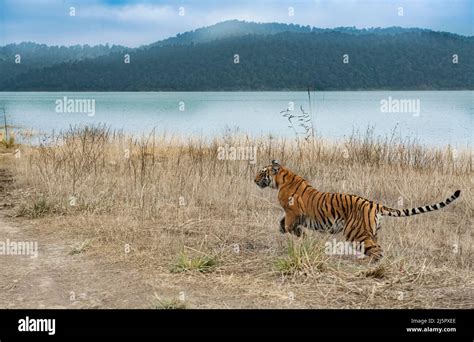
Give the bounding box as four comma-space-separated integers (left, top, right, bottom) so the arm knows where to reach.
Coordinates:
1, 21, 472, 91
150, 20, 469, 47
0, 42, 126, 84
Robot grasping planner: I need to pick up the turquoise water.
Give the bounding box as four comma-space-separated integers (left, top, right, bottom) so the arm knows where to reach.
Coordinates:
0, 91, 472, 147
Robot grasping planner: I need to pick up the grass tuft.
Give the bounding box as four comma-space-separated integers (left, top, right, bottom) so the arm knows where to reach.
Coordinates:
16, 197, 55, 218
171, 249, 218, 273
152, 294, 187, 309
68, 239, 92, 255
275, 237, 328, 276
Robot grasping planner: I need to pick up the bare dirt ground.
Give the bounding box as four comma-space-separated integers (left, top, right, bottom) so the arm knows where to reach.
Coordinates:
0, 163, 300, 309
0, 167, 156, 308
0, 180, 320, 309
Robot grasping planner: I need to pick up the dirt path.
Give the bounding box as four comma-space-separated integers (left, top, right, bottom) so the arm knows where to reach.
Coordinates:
0, 168, 154, 309
0, 166, 275, 309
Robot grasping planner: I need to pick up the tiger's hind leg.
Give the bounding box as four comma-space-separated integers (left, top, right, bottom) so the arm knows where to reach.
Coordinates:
364, 215, 383, 262
360, 237, 383, 262
343, 219, 383, 262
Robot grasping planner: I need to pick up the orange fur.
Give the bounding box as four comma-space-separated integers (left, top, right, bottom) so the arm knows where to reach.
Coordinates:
255, 160, 461, 261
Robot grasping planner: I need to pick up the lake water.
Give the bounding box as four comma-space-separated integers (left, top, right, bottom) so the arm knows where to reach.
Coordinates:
0, 91, 472, 148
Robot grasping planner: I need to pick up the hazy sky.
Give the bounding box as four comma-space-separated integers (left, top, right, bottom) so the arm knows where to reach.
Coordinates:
0, 0, 472, 47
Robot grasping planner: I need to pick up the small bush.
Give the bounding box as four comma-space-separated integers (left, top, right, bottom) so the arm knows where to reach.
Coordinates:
16, 197, 55, 218
0, 135, 15, 148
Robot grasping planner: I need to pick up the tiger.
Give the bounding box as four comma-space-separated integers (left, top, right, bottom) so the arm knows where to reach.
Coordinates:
254, 160, 461, 261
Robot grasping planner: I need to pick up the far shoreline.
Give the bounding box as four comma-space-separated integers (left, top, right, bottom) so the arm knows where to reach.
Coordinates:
0, 89, 473, 93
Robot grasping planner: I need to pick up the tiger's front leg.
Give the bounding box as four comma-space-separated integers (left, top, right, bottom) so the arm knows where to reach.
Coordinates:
280, 212, 299, 236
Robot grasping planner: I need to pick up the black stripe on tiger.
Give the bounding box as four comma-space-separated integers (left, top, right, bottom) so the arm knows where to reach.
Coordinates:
382, 190, 461, 217
254, 161, 461, 262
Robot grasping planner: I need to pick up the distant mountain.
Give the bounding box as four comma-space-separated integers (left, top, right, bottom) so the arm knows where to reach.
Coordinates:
149, 20, 443, 47
1, 21, 473, 91
0, 42, 127, 83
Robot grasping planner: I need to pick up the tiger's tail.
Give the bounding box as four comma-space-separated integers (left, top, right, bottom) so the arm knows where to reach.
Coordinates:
380, 190, 461, 217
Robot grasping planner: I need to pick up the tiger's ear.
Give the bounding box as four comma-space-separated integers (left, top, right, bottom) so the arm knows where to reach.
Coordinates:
271, 160, 280, 174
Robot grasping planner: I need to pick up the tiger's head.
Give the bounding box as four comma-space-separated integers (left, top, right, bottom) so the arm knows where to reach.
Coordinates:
254, 160, 281, 189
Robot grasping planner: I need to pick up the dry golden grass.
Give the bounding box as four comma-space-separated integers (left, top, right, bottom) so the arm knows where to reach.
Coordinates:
7, 125, 474, 308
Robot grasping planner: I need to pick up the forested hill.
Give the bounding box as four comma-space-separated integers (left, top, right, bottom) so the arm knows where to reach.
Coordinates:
0, 42, 126, 86
1, 21, 472, 91
149, 20, 437, 47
